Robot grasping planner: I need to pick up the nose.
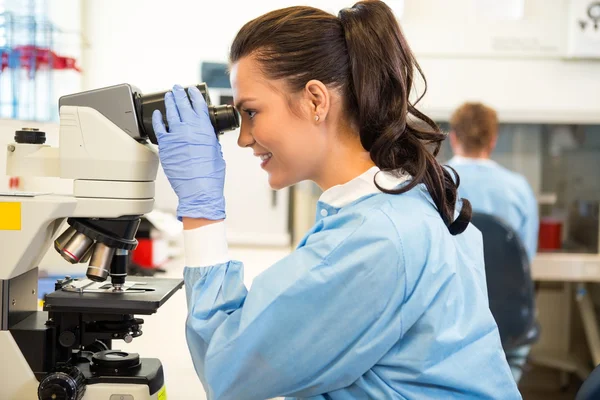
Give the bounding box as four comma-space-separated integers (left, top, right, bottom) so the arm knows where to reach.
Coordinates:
237, 123, 254, 148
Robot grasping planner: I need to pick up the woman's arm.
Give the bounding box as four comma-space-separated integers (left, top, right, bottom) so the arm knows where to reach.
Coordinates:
184, 211, 405, 400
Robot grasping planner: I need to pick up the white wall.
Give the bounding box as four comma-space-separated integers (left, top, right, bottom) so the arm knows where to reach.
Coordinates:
401, 0, 600, 123
81, 0, 600, 121
80, 0, 355, 91
416, 57, 600, 124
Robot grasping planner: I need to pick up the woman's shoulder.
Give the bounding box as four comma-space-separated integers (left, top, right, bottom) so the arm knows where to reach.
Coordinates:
352, 188, 482, 251
306, 185, 472, 256
362, 186, 447, 228
301, 197, 403, 262
329, 187, 448, 243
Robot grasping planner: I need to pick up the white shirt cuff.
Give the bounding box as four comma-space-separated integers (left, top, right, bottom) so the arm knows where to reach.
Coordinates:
183, 221, 230, 267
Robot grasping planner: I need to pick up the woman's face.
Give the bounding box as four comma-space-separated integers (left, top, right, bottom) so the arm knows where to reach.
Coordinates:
230, 56, 328, 190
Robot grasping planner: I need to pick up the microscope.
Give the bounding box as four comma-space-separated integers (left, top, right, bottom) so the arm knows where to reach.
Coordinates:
0, 83, 239, 399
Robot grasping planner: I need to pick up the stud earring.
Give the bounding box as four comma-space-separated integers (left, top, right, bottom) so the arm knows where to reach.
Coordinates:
314, 115, 320, 122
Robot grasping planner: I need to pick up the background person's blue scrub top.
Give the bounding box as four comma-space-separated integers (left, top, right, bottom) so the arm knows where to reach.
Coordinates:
448, 156, 539, 261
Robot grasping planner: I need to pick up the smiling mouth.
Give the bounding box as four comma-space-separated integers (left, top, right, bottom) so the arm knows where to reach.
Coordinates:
259, 153, 273, 161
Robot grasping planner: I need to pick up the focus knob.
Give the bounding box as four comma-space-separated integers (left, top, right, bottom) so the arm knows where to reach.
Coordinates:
38, 365, 85, 400
14, 128, 46, 144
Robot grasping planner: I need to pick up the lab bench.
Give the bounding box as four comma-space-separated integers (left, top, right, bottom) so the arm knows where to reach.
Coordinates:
531, 253, 600, 384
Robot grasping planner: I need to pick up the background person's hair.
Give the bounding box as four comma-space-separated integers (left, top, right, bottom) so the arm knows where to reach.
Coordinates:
450, 102, 499, 154
230, 0, 471, 235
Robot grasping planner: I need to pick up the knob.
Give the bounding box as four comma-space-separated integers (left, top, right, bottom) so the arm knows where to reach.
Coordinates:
14, 128, 46, 144
38, 365, 86, 400
59, 331, 77, 348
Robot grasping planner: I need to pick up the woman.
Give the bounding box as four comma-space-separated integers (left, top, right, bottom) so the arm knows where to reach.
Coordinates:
153, 2, 521, 399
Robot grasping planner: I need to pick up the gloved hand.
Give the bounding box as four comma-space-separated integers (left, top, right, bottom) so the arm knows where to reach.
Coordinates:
152, 85, 226, 221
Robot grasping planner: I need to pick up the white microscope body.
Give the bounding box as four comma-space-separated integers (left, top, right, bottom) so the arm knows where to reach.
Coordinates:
1, 99, 163, 399
0, 83, 237, 400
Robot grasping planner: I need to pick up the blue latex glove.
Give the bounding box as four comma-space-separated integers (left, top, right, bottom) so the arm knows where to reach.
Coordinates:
152, 85, 226, 221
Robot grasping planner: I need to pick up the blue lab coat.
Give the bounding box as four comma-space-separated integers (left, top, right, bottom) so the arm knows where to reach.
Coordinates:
183, 167, 521, 399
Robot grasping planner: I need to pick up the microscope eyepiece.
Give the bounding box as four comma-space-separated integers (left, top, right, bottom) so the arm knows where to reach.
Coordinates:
59, 82, 238, 143
138, 83, 240, 145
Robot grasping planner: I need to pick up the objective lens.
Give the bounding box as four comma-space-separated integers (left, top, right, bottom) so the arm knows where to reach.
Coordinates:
54, 226, 77, 253
60, 232, 94, 264
86, 243, 116, 282
80, 245, 93, 264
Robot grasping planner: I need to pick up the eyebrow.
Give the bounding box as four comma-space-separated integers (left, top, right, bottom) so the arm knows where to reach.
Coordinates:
235, 97, 257, 111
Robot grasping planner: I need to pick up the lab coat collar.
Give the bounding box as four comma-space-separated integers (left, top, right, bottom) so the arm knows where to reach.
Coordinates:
448, 155, 498, 167
318, 166, 410, 209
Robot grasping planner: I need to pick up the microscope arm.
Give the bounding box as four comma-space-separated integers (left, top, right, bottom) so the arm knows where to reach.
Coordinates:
5, 145, 60, 178
7, 106, 158, 184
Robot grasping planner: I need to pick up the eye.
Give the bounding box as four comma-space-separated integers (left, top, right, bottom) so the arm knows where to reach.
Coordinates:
243, 109, 257, 119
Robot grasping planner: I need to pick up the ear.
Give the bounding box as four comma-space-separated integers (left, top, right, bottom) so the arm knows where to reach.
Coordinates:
449, 131, 459, 151
489, 133, 498, 152
304, 80, 330, 122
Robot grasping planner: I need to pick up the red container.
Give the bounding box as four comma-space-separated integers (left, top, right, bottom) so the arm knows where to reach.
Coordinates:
538, 218, 562, 251
132, 238, 154, 269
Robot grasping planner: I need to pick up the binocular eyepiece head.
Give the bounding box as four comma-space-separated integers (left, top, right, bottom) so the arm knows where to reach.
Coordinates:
59, 82, 239, 143
138, 83, 240, 145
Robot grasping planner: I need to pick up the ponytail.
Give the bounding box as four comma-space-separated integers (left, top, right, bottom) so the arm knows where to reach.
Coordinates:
338, 1, 471, 234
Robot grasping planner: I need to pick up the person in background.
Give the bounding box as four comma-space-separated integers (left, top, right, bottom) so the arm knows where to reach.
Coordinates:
447, 102, 539, 384
153, 2, 521, 399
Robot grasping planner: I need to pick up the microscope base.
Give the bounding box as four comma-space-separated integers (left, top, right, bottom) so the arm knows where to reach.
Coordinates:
0, 274, 182, 399
73, 383, 166, 400
1, 330, 168, 399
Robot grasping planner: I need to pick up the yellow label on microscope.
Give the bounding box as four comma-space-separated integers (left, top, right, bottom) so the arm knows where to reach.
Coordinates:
157, 386, 167, 400
0, 202, 21, 230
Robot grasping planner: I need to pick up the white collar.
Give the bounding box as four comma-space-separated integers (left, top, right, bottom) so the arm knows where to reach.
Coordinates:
318, 166, 410, 208
448, 155, 497, 167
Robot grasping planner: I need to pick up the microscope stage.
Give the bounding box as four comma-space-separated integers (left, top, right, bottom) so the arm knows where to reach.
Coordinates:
43, 277, 184, 315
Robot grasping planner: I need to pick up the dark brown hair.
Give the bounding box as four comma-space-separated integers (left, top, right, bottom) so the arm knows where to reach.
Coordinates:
230, 0, 471, 235
450, 102, 499, 154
